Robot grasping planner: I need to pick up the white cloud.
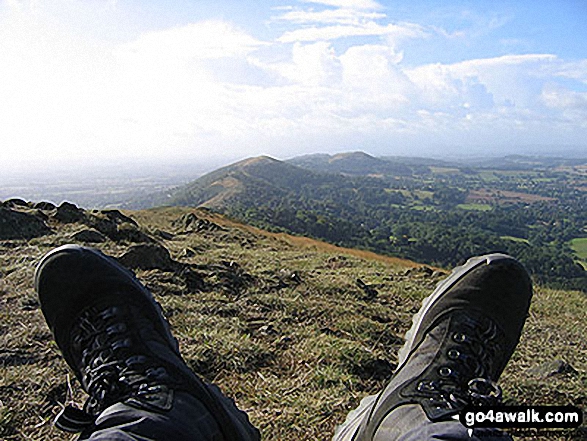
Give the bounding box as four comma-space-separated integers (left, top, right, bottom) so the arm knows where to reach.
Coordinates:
257, 41, 341, 85
115, 21, 265, 61
299, 0, 382, 10
278, 21, 426, 42
551, 59, 587, 84
1, 0, 586, 167
446, 54, 557, 73
273, 7, 386, 25
406, 54, 558, 109
542, 85, 587, 126
338, 44, 412, 110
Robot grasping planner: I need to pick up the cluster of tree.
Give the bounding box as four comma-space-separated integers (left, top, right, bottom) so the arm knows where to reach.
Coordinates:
149, 155, 586, 291
226, 169, 586, 292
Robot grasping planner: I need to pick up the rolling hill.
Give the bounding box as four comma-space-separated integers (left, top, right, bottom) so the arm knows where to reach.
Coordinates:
286, 151, 422, 176
129, 155, 349, 210
126, 153, 587, 292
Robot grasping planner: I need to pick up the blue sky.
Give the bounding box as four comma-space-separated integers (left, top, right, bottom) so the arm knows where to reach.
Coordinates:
1, 0, 586, 169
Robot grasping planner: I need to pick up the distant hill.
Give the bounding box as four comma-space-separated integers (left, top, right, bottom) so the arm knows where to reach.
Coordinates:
286, 151, 426, 175
455, 154, 587, 170
130, 155, 349, 210
127, 152, 587, 291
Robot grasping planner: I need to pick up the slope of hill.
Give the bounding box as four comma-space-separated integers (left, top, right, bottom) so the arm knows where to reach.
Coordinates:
129, 155, 349, 210
0, 201, 585, 440
127, 154, 587, 291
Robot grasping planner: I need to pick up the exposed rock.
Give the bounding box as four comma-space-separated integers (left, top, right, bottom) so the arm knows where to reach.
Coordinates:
3, 198, 29, 208
279, 269, 302, 285
183, 248, 196, 258
84, 213, 152, 243
175, 213, 225, 233
356, 278, 378, 300
0, 207, 52, 240
528, 359, 578, 378
34, 210, 49, 221
179, 267, 207, 292
418, 266, 434, 276
101, 209, 138, 227
404, 266, 434, 277
204, 260, 255, 295
71, 229, 107, 243
257, 324, 277, 336
118, 243, 177, 271
154, 229, 174, 240
431, 270, 446, 279
325, 255, 351, 269
85, 213, 118, 237
34, 201, 56, 211
114, 225, 152, 243
53, 202, 85, 223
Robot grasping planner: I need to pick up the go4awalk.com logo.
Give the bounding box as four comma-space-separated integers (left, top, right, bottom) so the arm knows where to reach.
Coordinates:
459, 405, 583, 430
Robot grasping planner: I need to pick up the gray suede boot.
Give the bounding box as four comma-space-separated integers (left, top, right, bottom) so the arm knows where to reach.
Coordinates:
334, 254, 533, 441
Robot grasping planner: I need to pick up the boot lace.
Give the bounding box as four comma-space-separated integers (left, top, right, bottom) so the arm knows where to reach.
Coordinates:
413, 313, 504, 418
56, 304, 171, 432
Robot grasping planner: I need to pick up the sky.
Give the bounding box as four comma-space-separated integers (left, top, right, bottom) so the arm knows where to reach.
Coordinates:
1, 0, 586, 172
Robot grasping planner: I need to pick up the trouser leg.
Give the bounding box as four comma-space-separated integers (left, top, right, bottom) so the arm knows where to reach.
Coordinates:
333, 396, 513, 441
80, 388, 259, 441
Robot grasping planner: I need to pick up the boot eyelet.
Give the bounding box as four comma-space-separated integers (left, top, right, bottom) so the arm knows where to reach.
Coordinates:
453, 332, 467, 342
439, 366, 452, 377
447, 349, 460, 359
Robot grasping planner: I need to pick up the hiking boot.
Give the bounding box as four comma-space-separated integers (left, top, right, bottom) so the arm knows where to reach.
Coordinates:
334, 253, 533, 441
35, 244, 259, 440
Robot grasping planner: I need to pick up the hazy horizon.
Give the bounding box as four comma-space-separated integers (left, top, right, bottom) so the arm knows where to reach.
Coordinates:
1, 0, 586, 169
2, 148, 585, 209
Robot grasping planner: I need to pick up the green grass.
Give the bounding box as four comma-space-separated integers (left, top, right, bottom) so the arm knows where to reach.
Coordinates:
410, 204, 436, 211
429, 166, 460, 174
501, 235, 530, 244
412, 190, 434, 200
570, 237, 587, 269
570, 237, 587, 260
478, 171, 500, 182
456, 203, 492, 211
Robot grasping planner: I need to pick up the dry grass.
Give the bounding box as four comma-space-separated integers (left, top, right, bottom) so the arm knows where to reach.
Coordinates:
1, 206, 585, 440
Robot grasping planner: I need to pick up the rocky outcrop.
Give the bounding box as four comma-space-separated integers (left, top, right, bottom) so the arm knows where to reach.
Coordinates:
174, 213, 225, 233
53, 202, 85, 223
70, 229, 107, 243
2, 198, 29, 208
85, 211, 151, 244
118, 243, 178, 271
0, 207, 52, 240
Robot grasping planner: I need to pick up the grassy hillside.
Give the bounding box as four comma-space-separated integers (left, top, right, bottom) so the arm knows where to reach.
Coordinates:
128, 154, 587, 291
0, 202, 585, 440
